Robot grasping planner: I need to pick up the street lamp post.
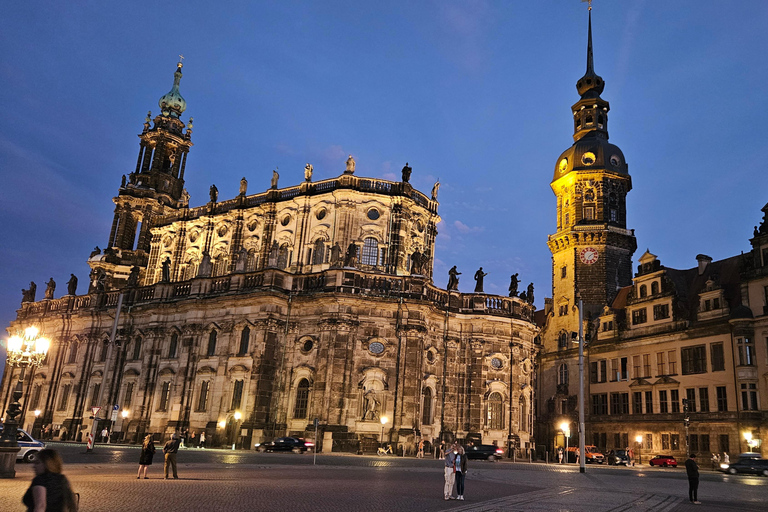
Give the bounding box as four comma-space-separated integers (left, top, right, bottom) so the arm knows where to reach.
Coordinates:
635, 435, 643, 465
1, 326, 50, 478
380, 416, 389, 448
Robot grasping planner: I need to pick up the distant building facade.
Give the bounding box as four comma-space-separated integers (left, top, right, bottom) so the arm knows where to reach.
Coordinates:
2, 62, 538, 453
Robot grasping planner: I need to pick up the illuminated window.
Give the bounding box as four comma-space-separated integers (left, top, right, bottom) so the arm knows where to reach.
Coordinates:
737, 337, 755, 366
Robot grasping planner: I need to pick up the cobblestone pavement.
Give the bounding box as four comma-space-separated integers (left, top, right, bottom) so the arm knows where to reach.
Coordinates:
0, 444, 765, 511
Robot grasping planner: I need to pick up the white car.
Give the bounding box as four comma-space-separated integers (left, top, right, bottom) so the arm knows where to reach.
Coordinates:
0, 427, 45, 462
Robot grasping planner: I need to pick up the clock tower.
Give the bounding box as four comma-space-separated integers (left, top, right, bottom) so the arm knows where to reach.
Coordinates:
546, 8, 637, 340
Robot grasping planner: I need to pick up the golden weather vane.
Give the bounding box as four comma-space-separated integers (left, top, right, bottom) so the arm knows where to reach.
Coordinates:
582, 0, 592, 11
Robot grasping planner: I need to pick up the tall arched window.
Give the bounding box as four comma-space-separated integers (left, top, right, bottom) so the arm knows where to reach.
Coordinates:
312, 239, 325, 265
207, 330, 217, 357
487, 392, 504, 430
183, 258, 198, 280
294, 379, 310, 419
277, 244, 289, 269
132, 337, 143, 360
558, 363, 569, 385
99, 341, 108, 361
639, 285, 647, 298
238, 327, 250, 356
558, 332, 568, 349
68, 342, 78, 364
168, 333, 178, 358
212, 253, 228, 277
246, 249, 257, 271
158, 382, 171, 412
519, 396, 528, 432
361, 237, 378, 266
422, 387, 433, 425
651, 281, 659, 295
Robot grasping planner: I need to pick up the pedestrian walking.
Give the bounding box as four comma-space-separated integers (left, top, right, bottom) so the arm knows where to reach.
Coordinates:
455, 445, 468, 501
199, 431, 206, 449
558, 447, 563, 463
685, 453, 701, 505
439, 440, 445, 459
101, 427, 109, 443
723, 452, 729, 465
137, 434, 156, 479
190, 430, 197, 448
22, 448, 78, 512
444, 443, 458, 500
163, 433, 181, 479
417, 439, 424, 459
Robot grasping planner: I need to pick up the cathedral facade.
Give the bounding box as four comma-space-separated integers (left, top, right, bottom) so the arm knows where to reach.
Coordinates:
2, 62, 539, 454
536, 12, 768, 460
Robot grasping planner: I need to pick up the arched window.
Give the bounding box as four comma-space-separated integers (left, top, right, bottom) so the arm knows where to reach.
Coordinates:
558, 363, 569, 385
312, 239, 325, 265
196, 381, 209, 411
519, 396, 528, 432
422, 387, 433, 426
639, 285, 647, 298
68, 342, 78, 364
168, 333, 178, 358
361, 237, 378, 266
246, 249, 257, 272
99, 341, 108, 362
486, 392, 504, 430
558, 332, 568, 349
651, 281, 659, 295
212, 253, 228, 277
238, 327, 250, 356
132, 337, 143, 361
277, 244, 289, 269
183, 258, 198, 281
585, 114, 593, 125
207, 330, 217, 357
294, 379, 310, 419
158, 382, 171, 412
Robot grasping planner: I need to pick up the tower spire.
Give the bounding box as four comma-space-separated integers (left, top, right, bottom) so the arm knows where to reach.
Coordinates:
586, 7, 594, 75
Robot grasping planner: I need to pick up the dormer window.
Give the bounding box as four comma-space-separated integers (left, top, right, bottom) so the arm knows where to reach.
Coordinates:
639, 285, 647, 298
651, 281, 659, 295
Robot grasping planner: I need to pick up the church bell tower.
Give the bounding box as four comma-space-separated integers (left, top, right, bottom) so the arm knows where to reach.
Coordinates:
547, 8, 637, 331
90, 60, 194, 289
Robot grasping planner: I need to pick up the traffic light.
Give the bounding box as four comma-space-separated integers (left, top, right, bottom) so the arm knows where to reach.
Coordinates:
682, 398, 689, 413
684, 418, 690, 427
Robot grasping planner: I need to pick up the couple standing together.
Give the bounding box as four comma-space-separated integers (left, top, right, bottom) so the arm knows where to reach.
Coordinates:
443, 443, 468, 501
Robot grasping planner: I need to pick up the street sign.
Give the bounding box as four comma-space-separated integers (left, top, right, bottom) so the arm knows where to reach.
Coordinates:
113, 404, 119, 411
111, 410, 118, 422
91, 406, 101, 418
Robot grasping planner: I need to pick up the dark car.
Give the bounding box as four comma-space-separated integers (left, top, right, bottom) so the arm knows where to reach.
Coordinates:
648, 455, 677, 467
606, 449, 629, 466
722, 455, 768, 476
256, 437, 314, 453
463, 444, 503, 461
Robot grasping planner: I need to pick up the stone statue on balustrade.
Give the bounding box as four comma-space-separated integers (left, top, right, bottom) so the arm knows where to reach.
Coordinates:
508, 273, 519, 297
519, 291, 527, 302
127, 266, 140, 287
330, 242, 342, 266
411, 249, 423, 275
198, 251, 212, 278
161, 258, 171, 282
431, 180, 440, 200
44, 278, 56, 299
345, 155, 356, 174
21, 281, 37, 303
526, 283, 534, 304
181, 188, 190, 207
447, 266, 461, 290
89, 246, 101, 259
401, 162, 412, 183
271, 169, 279, 189
239, 177, 248, 196
121, 175, 126, 188
209, 184, 218, 203
67, 274, 78, 295
362, 390, 380, 421
235, 247, 248, 273
474, 267, 487, 293
344, 242, 358, 267
304, 163, 313, 182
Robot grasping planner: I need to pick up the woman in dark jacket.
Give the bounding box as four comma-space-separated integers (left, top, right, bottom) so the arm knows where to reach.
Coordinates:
22, 448, 77, 512
137, 434, 156, 479
455, 445, 468, 501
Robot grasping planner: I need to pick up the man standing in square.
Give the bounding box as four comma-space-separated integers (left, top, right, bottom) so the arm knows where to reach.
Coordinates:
164, 433, 181, 479
443, 442, 458, 500
685, 453, 701, 504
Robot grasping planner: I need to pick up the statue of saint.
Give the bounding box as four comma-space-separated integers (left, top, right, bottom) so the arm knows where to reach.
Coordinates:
526, 283, 535, 304
431, 180, 440, 200
447, 266, 461, 290
180, 188, 190, 207
198, 251, 212, 277
161, 257, 171, 282
401, 162, 412, 183
344, 242, 358, 267
235, 247, 249, 273
345, 155, 356, 174
127, 266, 140, 287
473, 267, 488, 293
508, 273, 519, 297
21, 281, 37, 303
209, 184, 218, 203
271, 169, 279, 189
121, 175, 126, 188
67, 274, 78, 295
330, 242, 342, 265
304, 163, 313, 182
411, 249, 422, 274
89, 246, 101, 259
362, 390, 380, 421
44, 278, 56, 299
239, 177, 248, 196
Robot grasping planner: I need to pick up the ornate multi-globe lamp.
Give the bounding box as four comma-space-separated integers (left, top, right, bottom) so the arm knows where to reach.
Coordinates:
1, 326, 50, 477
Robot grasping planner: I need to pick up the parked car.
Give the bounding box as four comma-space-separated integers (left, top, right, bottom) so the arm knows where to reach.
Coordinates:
648, 455, 677, 467
464, 444, 503, 461
0, 427, 45, 462
566, 445, 604, 463
606, 449, 630, 466
255, 437, 314, 453
720, 454, 768, 476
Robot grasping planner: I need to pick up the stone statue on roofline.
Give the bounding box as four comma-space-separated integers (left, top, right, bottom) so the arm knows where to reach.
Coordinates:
401, 162, 412, 183
67, 274, 78, 295
474, 267, 487, 293
431, 180, 440, 200
508, 273, 519, 297
447, 266, 461, 290
44, 278, 56, 299
345, 155, 356, 174
304, 163, 313, 182
21, 281, 37, 303
271, 169, 279, 189
209, 184, 218, 203
239, 177, 248, 196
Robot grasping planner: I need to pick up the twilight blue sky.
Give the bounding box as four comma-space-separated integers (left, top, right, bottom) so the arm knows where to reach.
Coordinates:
2, 1, 768, 371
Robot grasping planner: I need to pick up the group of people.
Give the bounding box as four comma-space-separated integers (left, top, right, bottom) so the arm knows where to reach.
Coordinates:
442, 442, 468, 501
137, 430, 206, 479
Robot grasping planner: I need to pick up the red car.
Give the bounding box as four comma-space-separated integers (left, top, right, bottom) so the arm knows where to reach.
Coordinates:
648, 455, 677, 467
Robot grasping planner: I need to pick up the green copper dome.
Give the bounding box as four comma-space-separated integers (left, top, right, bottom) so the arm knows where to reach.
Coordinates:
158, 62, 186, 118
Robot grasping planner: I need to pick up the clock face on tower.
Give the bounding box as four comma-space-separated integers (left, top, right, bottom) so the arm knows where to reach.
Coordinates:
579, 247, 599, 265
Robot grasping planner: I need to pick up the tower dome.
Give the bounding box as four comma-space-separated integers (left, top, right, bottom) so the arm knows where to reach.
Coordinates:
158, 62, 187, 118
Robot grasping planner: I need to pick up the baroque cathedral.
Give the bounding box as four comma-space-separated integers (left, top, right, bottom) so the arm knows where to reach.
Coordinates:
2, 61, 538, 453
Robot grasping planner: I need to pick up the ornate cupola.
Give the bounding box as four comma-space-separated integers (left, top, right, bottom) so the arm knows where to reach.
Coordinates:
92, 59, 194, 291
